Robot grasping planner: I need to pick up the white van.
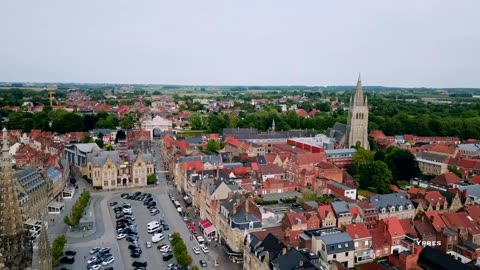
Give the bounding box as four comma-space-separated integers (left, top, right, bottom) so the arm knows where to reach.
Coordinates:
151, 233, 165, 243
147, 224, 161, 234
147, 221, 159, 228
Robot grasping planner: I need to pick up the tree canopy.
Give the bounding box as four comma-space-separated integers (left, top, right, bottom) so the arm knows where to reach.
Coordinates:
358, 160, 392, 194
385, 147, 420, 183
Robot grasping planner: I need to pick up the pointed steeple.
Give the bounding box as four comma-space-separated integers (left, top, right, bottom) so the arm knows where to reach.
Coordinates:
353, 73, 365, 107
2, 127, 10, 165
272, 119, 276, 132
37, 218, 52, 270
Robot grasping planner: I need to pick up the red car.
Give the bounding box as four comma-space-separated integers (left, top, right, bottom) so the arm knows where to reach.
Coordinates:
157, 244, 167, 250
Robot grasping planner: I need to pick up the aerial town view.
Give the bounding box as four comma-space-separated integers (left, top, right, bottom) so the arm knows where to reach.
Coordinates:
1, 1, 480, 270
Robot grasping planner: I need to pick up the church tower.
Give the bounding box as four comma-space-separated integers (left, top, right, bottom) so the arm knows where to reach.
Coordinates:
37, 218, 52, 270
345, 74, 369, 149
0, 128, 33, 270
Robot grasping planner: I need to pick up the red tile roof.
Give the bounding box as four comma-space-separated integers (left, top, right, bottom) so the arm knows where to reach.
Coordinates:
465, 204, 480, 222
423, 191, 446, 206
431, 172, 461, 187
317, 204, 334, 220
259, 164, 285, 175
295, 109, 309, 118
424, 211, 447, 232
285, 212, 307, 227
265, 154, 277, 164
429, 144, 457, 155
382, 217, 405, 238
344, 223, 371, 240
470, 175, 480, 184
399, 219, 418, 238
293, 153, 326, 166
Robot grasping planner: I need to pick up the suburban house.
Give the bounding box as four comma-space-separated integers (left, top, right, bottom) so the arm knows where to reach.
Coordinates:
344, 223, 374, 264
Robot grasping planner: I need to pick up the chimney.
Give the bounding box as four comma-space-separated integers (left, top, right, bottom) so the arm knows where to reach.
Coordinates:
245, 198, 250, 213
216, 166, 220, 179
282, 247, 287, 256
430, 215, 434, 223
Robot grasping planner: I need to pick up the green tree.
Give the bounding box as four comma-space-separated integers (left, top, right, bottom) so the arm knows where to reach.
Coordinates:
106, 144, 113, 151
189, 112, 203, 130
80, 134, 94, 143
374, 151, 386, 161
206, 139, 219, 152
192, 266, 200, 270
347, 148, 374, 177
448, 165, 463, 178
95, 138, 104, 149
176, 253, 193, 268
385, 147, 420, 184
52, 235, 67, 266
147, 174, 157, 185
120, 115, 135, 129
64, 190, 90, 226
359, 160, 392, 194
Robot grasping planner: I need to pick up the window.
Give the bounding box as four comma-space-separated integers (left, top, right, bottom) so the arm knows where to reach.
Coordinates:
338, 244, 341, 249
365, 240, 369, 246
345, 252, 349, 256
345, 243, 348, 248
104, 181, 108, 186
333, 254, 336, 259
111, 180, 115, 186
355, 242, 359, 248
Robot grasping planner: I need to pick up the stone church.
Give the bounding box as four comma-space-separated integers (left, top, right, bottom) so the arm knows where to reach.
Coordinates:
0, 128, 33, 269
327, 75, 369, 149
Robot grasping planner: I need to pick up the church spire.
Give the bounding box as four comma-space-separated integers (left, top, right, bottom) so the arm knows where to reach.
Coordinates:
353, 73, 365, 107
37, 217, 52, 270
2, 128, 10, 164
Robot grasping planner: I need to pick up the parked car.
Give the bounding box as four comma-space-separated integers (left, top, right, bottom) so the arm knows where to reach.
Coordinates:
132, 261, 148, 268
89, 247, 101, 254
129, 244, 140, 250
87, 257, 99, 264
150, 209, 160, 216
64, 250, 76, 256
163, 253, 173, 261
121, 193, 129, 198
109, 201, 118, 206
192, 247, 201, 254
131, 252, 141, 258
59, 256, 75, 264
202, 246, 209, 253
146, 241, 152, 248
163, 224, 170, 231
102, 257, 114, 265
117, 233, 126, 240
87, 264, 101, 270
98, 247, 111, 254
200, 260, 207, 267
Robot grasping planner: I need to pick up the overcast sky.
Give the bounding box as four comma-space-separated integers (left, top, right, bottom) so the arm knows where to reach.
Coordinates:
0, 1, 478, 87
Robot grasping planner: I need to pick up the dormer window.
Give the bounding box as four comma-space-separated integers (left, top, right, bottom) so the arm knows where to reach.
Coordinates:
398, 206, 403, 211
407, 204, 412, 210
390, 207, 395, 212
381, 208, 386, 213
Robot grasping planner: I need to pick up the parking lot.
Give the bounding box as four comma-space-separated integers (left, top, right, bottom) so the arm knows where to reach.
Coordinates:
105, 189, 224, 270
